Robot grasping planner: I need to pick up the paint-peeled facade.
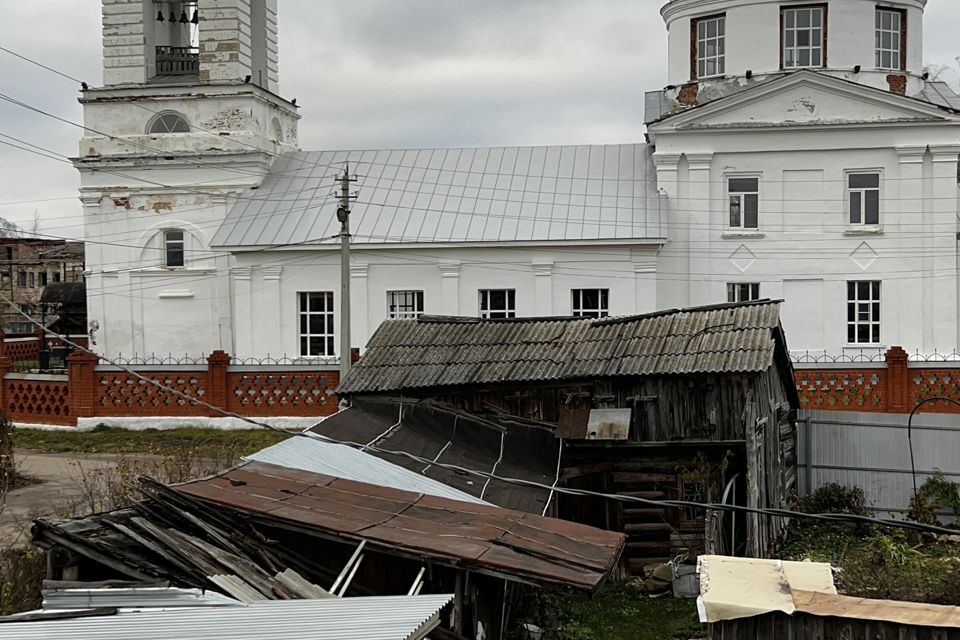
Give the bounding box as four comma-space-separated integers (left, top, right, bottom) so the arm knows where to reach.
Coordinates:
79, 0, 960, 360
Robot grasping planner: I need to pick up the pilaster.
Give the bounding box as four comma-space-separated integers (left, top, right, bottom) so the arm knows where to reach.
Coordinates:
439, 261, 461, 315
686, 152, 714, 305
231, 266, 253, 356
632, 253, 658, 314
532, 260, 554, 316
350, 263, 370, 347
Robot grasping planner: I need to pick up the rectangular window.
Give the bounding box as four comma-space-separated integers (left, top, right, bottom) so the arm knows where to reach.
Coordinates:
4, 247, 11, 262
164, 229, 185, 268
875, 8, 904, 70
693, 14, 726, 79
17, 272, 25, 287
479, 289, 516, 319
847, 281, 881, 344
848, 173, 880, 225
572, 289, 610, 318
39, 272, 47, 287
782, 6, 826, 68
298, 291, 336, 357
728, 177, 759, 229
28, 272, 34, 288
387, 290, 424, 319
52, 272, 61, 283
727, 283, 760, 303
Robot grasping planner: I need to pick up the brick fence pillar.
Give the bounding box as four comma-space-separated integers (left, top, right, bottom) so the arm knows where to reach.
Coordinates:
885, 346, 909, 413
0, 355, 11, 415
67, 350, 100, 422
207, 350, 230, 416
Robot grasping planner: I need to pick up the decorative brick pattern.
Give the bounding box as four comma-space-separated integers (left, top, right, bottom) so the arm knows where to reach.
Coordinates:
227, 372, 338, 416
97, 372, 210, 416
4, 378, 72, 425
795, 369, 885, 411
911, 370, 960, 413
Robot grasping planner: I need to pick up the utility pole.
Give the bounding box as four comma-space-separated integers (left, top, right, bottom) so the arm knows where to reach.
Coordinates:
337, 164, 356, 380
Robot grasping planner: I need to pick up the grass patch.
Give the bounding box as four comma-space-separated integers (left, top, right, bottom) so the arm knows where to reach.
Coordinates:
535, 587, 704, 640
12, 426, 290, 458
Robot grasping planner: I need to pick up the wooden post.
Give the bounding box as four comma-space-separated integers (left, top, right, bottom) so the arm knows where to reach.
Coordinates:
206, 350, 231, 416
743, 392, 760, 558
885, 346, 909, 413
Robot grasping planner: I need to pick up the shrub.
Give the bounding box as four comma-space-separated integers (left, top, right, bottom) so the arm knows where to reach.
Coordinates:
795, 482, 867, 515
907, 472, 960, 527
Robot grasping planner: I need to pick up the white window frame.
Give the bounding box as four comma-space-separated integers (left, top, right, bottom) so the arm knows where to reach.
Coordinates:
782, 6, 825, 69
298, 291, 336, 357
571, 289, 610, 318
694, 14, 726, 79
727, 176, 760, 230
479, 289, 516, 319
387, 290, 424, 319
147, 111, 191, 134
846, 171, 881, 227
875, 7, 903, 71
847, 281, 881, 345
727, 283, 760, 303
163, 229, 185, 268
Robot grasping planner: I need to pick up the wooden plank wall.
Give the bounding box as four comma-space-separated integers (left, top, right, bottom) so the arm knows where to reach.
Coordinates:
710, 612, 960, 639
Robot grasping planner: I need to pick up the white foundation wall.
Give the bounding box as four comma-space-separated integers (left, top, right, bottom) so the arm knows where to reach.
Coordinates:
651, 124, 960, 356
229, 244, 661, 359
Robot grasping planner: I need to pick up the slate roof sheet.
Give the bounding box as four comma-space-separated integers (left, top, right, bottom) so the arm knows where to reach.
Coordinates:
211, 145, 665, 248
338, 300, 784, 395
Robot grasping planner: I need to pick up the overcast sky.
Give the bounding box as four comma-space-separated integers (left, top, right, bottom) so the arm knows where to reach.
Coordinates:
1, 1, 960, 237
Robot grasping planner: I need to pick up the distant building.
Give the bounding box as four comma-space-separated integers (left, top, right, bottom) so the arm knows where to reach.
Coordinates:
0, 239, 84, 334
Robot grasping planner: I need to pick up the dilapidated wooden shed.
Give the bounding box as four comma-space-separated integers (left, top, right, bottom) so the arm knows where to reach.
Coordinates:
338, 300, 799, 571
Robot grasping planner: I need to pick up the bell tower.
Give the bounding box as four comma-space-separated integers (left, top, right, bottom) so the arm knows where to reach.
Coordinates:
75, 0, 299, 358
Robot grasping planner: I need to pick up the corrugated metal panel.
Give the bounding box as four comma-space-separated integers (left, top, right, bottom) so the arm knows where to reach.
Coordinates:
0, 594, 453, 640
918, 81, 960, 111
43, 588, 241, 610
244, 429, 490, 505
210, 144, 664, 249
339, 301, 784, 394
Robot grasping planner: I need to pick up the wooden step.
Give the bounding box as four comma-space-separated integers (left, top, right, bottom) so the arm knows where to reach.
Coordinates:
626, 540, 673, 554
624, 522, 673, 535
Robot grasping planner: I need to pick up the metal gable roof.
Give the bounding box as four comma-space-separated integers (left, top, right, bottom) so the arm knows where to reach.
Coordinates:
338, 300, 785, 395
211, 144, 665, 249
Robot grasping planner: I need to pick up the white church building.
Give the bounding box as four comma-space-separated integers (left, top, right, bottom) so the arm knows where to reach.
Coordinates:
78, 0, 960, 360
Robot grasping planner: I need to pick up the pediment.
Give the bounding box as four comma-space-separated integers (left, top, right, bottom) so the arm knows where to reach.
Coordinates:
653, 73, 954, 131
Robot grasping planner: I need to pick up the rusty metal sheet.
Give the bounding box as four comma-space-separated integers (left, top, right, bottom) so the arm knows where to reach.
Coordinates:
171, 462, 624, 592
556, 407, 590, 439
585, 408, 631, 441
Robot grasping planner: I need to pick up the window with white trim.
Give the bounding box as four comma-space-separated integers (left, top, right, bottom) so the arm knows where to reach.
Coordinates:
728, 177, 759, 229
163, 229, 185, 267
847, 173, 880, 226
694, 15, 726, 79
782, 6, 825, 68
299, 292, 335, 356
847, 281, 881, 344
479, 289, 516, 319
876, 8, 904, 70
572, 289, 609, 318
727, 283, 760, 303
387, 290, 424, 319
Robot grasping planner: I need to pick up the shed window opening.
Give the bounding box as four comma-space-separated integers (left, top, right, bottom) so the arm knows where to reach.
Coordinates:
875, 8, 903, 70
847, 280, 881, 344
848, 173, 880, 225
387, 290, 424, 319
727, 282, 760, 303
298, 292, 336, 357
479, 289, 516, 319
728, 177, 759, 229
695, 15, 726, 78
163, 230, 185, 268
782, 6, 825, 68
572, 289, 609, 318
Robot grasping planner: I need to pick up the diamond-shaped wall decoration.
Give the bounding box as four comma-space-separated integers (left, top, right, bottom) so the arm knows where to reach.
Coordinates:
850, 241, 878, 270
729, 244, 756, 272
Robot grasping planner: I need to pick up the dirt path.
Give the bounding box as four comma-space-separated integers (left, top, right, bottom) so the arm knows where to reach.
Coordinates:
1, 452, 155, 546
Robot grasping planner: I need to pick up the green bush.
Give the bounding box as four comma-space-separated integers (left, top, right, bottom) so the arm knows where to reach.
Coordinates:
795, 482, 867, 515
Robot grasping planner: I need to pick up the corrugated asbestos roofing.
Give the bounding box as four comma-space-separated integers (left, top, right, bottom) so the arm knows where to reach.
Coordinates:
918, 81, 960, 111
243, 430, 491, 506
210, 144, 664, 248
338, 300, 783, 395
0, 594, 453, 640
173, 461, 625, 591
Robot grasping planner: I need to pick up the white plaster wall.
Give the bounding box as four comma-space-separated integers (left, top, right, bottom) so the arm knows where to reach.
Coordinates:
651, 122, 960, 355
663, 0, 926, 94
229, 244, 661, 359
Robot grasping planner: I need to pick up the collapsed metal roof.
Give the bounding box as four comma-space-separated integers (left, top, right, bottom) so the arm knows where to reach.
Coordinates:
174, 461, 624, 591
0, 593, 454, 640
339, 300, 788, 395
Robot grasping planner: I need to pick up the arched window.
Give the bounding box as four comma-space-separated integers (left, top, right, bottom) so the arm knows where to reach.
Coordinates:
163, 229, 185, 267
148, 111, 190, 134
